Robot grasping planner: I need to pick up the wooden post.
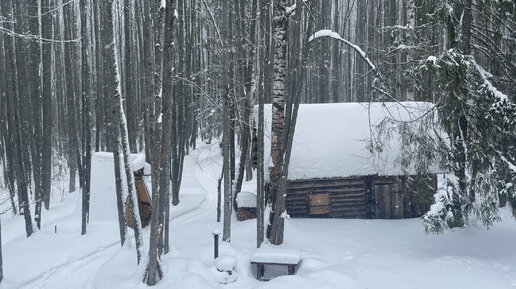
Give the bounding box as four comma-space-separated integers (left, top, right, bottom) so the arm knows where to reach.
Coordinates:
213, 230, 220, 259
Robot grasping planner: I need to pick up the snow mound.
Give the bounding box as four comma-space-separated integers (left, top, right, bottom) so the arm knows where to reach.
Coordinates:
215, 255, 237, 271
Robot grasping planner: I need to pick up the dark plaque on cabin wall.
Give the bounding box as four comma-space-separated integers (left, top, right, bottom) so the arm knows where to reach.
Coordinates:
309, 193, 330, 215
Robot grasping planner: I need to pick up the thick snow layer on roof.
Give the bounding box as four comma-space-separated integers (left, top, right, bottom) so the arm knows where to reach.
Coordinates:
236, 191, 256, 208
255, 102, 436, 180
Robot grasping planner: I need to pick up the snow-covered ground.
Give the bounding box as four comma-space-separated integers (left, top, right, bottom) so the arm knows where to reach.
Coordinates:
1, 142, 516, 289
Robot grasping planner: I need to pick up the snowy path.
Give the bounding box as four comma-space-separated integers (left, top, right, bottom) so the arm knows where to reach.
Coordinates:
19, 244, 119, 289
11, 151, 219, 289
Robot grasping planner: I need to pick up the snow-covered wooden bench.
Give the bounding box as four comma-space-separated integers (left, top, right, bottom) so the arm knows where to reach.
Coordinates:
250, 248, 302, 281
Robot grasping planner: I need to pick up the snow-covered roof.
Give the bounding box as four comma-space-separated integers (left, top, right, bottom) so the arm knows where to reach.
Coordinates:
255, 102, 436, 181
236, 191, 256, 208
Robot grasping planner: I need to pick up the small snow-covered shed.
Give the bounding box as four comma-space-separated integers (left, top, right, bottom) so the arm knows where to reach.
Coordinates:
254, 102, 438, 219
236, 192, 257, 221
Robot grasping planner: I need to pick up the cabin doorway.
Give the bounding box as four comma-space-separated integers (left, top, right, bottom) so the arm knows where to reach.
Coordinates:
374, 183, 403, 219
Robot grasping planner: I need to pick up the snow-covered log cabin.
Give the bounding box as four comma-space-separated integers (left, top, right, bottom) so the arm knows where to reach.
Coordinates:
253, 102, 438, 219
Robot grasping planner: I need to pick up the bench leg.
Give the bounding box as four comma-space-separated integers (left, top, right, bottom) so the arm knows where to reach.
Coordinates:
256, 264, 265, 280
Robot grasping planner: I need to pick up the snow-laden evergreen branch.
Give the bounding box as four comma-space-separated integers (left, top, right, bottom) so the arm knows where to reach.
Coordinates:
472, 60, 510, 104
498, 153, 516, 174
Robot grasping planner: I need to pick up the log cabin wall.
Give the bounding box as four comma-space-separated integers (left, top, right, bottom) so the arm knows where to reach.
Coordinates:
285, 176, 369, 218
284, 174, 436, 219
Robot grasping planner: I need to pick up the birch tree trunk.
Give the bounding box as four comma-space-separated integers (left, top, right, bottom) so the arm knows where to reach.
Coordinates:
267, 0, 288, 245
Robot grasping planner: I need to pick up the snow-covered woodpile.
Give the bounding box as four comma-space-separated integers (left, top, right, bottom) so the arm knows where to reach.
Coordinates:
236, 192, 257, 221
255, 102, 438, 219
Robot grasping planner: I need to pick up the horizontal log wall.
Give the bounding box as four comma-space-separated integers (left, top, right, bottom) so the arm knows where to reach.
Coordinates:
285, 174, 436, 219
286, 177, 368, 218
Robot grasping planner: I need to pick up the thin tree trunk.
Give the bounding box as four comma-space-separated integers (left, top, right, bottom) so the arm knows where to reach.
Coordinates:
256, 0, 265, 248
113, 137, 127, 246
222, 84, 232, 242
160, 0, 177, 256
64, 0, 78, 194
217, 164, 223, 223
105, 5, 128, 246
221, 0, 233, 243
0, 0, 17, 215
80, 0, 93, 236
30, 0, 44, 229
145, 0, 167, 284
41, 0, 53, 211
7, 0, 33, 237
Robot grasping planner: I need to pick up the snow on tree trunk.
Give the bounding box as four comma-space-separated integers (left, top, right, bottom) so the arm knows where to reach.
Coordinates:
106, 0, 143, 263
113, 138, 127, 246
